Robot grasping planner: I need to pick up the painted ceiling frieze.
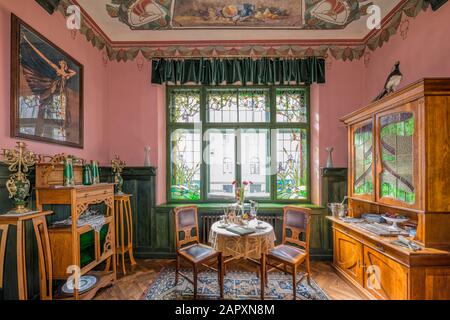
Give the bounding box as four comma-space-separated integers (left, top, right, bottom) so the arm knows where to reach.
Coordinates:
59, 0, 429, 62
104, 0, 373, 30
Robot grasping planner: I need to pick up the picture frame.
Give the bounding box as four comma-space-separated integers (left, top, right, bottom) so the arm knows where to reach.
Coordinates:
10, 14, 84, 148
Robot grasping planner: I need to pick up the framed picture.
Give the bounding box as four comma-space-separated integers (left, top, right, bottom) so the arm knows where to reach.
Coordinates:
10, 14, 84, 148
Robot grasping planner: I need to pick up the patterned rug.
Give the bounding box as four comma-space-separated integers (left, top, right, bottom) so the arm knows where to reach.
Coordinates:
143, 268, 329, 300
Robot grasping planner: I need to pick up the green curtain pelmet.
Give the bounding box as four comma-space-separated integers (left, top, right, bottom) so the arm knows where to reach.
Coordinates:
152, 57, 325, 85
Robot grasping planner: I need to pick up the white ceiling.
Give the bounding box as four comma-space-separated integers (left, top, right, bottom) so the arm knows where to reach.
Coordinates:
75, 0, 402, 43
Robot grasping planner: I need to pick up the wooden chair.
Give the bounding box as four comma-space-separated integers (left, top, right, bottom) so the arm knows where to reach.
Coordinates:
262, 206, 312, 300
174, 206, 224, 299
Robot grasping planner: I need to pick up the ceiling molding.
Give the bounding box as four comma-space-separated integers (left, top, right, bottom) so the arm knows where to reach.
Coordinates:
58, 0, 430, 62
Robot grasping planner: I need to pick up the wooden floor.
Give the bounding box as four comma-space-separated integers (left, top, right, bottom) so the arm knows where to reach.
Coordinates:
95, 259, 365, 300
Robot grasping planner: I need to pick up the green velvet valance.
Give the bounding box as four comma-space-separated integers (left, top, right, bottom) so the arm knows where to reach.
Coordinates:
151, 57, 325, 85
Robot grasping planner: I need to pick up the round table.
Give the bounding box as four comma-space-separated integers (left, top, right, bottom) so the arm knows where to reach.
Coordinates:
209, 220, 276, 261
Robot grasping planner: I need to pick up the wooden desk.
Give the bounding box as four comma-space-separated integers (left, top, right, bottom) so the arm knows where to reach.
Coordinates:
36, 184, 116, 300
0, 211, 53, 300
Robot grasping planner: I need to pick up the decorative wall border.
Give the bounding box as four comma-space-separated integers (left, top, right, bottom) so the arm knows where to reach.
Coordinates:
58, 0, 430, 62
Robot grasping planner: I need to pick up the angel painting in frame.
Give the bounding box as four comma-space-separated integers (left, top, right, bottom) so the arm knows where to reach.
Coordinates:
11, 15, 84, 148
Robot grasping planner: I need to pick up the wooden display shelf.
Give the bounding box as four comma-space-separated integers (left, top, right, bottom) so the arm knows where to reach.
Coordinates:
54, 271, 115, 301
49, 215, 114, 234
336, 78, 450, 300
36, 182, 117, 300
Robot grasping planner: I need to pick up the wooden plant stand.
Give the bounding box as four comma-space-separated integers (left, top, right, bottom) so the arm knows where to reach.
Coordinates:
114, 194, 137, 275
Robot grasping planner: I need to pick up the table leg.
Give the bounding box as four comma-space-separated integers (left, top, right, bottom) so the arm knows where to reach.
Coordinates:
125, 200, 137, 266
0, 225, 9, 291
260, 253, 265, 300
120, 201, 126, 275
16, 221, 28, 300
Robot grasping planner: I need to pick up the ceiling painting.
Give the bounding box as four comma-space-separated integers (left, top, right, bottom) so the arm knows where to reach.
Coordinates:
105, 0, 374, 30
63, 0, 431, 62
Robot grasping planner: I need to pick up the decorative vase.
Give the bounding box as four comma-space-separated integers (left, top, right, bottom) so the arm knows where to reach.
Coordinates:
114, 173, 124, 195
111, 155, 126, 195
64, 157, 75, 187
1, 142, 36, 214
90, 160, 100, 184
325, 147, 334, 168
83, 165, 93, 185
144, 147, 152, 167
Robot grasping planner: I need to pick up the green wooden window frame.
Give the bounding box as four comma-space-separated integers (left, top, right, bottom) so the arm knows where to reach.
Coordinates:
166, 85, 311, 204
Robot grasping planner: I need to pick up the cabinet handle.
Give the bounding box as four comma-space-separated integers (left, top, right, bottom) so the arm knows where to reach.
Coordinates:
376, 243, 385, 252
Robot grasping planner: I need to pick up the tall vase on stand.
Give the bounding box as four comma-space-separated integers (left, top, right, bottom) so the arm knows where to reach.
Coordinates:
325, 147, 334, 168
111, 155, 126, 195
144, 147, 152, 167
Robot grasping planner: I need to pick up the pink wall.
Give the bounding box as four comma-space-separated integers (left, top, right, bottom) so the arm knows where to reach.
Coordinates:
364, 4, 450, 103
311, 58, 365, 203
107, 60, 166, 203
0, 0, 109, 163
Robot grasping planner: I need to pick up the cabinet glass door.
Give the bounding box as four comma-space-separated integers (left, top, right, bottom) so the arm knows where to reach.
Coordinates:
352, 120, 374, 201
376, 101, 422, 210
379, 112, 415, 204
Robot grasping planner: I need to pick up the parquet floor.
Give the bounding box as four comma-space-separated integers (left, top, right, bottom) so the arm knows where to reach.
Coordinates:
95, 259, 365, 300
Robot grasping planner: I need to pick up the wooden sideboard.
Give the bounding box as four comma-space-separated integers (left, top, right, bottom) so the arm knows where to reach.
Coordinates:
332, 78, 450, 300
329, 217, 450, 300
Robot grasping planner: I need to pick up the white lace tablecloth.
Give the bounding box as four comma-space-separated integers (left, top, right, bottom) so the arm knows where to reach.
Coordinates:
209, 220, 276, 260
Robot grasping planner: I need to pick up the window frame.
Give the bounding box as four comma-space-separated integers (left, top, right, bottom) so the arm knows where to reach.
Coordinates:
166, 85, 311, 204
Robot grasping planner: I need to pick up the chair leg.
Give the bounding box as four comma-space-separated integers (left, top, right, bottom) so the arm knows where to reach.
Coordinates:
193, 264, 198, 300
218, 253, 224, 299
175, 255, 180, 285
292, 265, 297, 301
260, 253, 266, 300
284, 264, 288, 275
306, 257, 311, 285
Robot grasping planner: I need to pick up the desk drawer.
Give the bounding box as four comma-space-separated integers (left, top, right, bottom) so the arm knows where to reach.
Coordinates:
77, 187, 113, 201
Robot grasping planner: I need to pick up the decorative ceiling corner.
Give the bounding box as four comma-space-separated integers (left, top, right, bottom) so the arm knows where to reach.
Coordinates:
58, 0, 431, 61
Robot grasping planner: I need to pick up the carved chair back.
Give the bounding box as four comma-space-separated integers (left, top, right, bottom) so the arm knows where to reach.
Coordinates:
282, 206, 312, 252
174, 206, 199, 250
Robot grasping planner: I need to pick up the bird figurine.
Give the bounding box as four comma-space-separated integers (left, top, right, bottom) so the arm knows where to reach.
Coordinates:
374, 61, 403, 101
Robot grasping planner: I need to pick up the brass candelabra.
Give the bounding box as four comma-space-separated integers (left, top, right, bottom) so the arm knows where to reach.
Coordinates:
1, 142, 36, 214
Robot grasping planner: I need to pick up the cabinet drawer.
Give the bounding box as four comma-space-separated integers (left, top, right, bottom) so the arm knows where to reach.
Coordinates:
334, 229, 364, 286
363, 246, 408, 300
76, 187, 113, 201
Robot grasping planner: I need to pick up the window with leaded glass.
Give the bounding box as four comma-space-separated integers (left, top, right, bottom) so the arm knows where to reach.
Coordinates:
167, 86, 310, 202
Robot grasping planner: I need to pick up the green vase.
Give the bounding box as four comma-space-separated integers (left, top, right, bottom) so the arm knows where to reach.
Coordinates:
83, 165, 93, 185
90, 161, 100, 184
64, 158, 74, 187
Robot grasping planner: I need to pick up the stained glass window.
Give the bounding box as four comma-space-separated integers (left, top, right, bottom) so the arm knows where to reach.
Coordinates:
380, 113, 415, 204
167, 86, 309, 202
276, 89, 307, 123
170, 129, 201, 200
276, 129, 308, 200
354, 122, 373, 195
207, 89, 269, 123
169, 89, 201, 123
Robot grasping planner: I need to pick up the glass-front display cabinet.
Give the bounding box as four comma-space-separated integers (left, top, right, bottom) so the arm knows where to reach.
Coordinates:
375, 102, 422, 211
350, 119, 375, 202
